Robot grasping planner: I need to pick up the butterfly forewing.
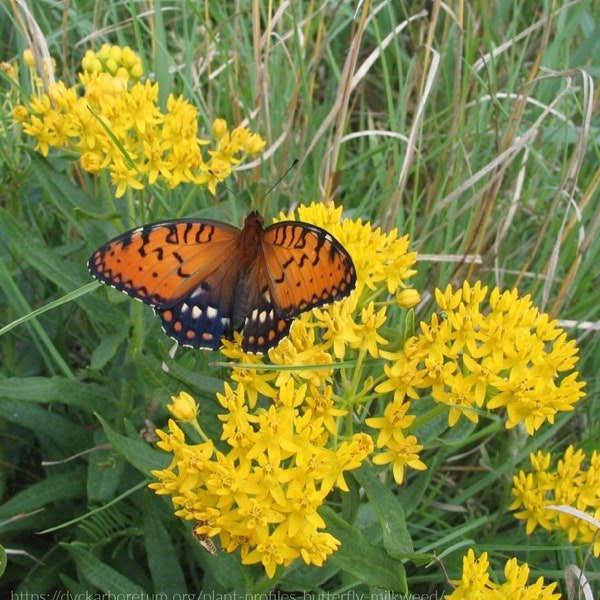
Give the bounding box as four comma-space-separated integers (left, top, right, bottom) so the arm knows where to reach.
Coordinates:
88, 220, 240, 307
261, 221, 357, 318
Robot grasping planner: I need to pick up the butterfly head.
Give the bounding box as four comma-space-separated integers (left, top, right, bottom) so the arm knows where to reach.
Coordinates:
245, 210, 264, 227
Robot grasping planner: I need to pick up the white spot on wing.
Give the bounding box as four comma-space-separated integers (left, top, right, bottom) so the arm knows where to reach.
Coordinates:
191, 285, 208, 299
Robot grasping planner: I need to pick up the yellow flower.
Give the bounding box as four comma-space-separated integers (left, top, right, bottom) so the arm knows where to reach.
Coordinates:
154, 418, 186, 453
110, 158, 146, 198
351, 302, 388, 357
167, 391, 199, 423
242, 523, 299, 579
446, 549, 493, 599
212, 117, 228, 140
236, 494, 286, 539
82, 44, 143, 81
447, 549, 561, 600
304, 385, 346, 436
147, 203, 426, 577
298, 531, 341, 567
496, 558, 561, 599
12, 105, 29, 122
23, 49, 36, 67
365, 398, 415, 448
511, 445, 600, 555
284, 481, 328, 538
432, 372, 481, 427
509, 471, 555, 534
395, 288, 421, 308
371, 434, 426, 485
196, 121, 266, 193
268, 329, 335, 390
312, 301, 360, 359
21, 114, 55, 156
246, 404, 296, 464
375, 353, 426, 402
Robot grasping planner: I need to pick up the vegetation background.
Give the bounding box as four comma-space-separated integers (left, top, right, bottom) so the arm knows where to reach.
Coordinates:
1, 0, 599, 597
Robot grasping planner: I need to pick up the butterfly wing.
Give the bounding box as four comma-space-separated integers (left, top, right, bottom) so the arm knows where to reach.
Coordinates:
88, 219, 242, 349
237, 260, 292, 353
155, 250, 248, 349
260, 221, 357, 318
89, 215, 357, 353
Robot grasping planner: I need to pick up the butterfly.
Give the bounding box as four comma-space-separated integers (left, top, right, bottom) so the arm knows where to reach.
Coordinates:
88, 211, 357, 353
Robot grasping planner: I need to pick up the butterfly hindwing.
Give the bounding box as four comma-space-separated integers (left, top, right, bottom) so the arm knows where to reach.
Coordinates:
155, 275, 236, 349
238, 268, 292, 353
261, 221, 357, 318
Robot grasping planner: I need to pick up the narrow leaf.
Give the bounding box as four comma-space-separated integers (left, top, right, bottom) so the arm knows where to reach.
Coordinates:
64, 543, 146, 594
0, 468, 86, 519
0, 376, 112, 411
353, 464, 413, 558
142, 491, 187, 594
321, 506, 407, 592
96, 414, 170, 474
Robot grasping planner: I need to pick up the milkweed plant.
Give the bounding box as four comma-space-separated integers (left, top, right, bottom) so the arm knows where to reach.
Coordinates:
10, 44, 590, 594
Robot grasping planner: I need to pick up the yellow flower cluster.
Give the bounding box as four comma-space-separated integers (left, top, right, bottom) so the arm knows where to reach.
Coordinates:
374, 281, 585, 444
81, 43, 143, 80
13, 45, 265, 197
368, 281, 586, 484
150, 202, 421, 577
447, 549, 561, 599
511, 445, 600, 555
150, 386, 373, 578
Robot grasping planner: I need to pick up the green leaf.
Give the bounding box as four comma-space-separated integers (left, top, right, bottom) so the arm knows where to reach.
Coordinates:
0, 544, 7, 578
140, 352, 224, 399
135, 351, 182, 398
64, 542, 146, 594
0, 376, 113, 412
0, 468, 86, 520
90, 331, 129, 369
201, 551, 251, 593
0, 205, 116, 325
404, 307, 416, 340
353, 463, 414, 558
0, 205, 88, 291
0, 398, 91, 451
321, 505, 407, 592
142, 491, 187, 594
87, 429, 126, 504
26, 153, 92, 230
96, 414, 170, 475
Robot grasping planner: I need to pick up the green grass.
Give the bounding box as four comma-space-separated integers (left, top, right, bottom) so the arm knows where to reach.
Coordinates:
1, 0, 600, 597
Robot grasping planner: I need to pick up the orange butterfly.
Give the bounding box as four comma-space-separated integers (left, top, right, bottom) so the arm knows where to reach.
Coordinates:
88, 211, 357, 353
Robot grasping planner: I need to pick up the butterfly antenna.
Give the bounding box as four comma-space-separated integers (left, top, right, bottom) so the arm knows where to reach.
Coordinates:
206, 168, 238, 220
260, 158, 299, 211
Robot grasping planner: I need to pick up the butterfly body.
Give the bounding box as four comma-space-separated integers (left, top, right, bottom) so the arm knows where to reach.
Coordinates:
89, 211, 356, 353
